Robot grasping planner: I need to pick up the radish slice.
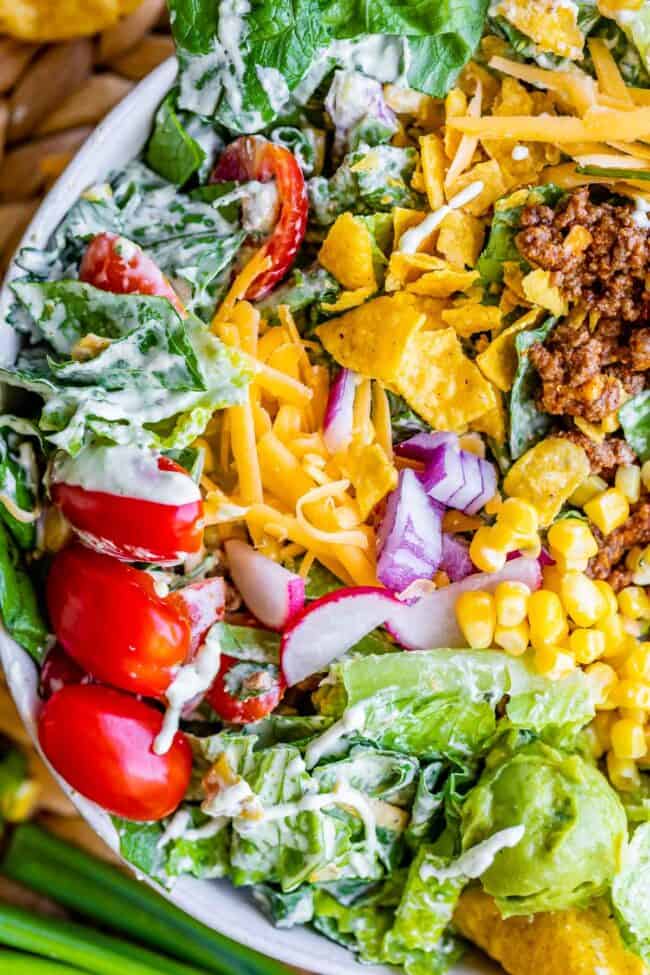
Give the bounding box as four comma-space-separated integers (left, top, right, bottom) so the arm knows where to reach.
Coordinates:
225, 539, 305, 630
377, 469, 443, 592
386, 557, 542, 650
395, 432, 458, 462
441, 534, 475, 582
281, 587, 400, 686
323, 368, 359, 454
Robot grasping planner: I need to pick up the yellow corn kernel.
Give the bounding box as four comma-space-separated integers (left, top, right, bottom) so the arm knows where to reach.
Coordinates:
610, 718, 647, 759
498, 497, 539, 539
494, 580, 530, 627
607, 751, 641, 791
494, 621, 530, 656
618, 586, 650, 621
455, 591, 496, 650
632, 546, 650, 586
626, 546, 643, 571
560, 571, 607, 627
614, 679, 650, 710
469, 524, 511, 574
593, 580, 619, 618
641, 459, 650, 492
534, 644, 575, 680
615, 464, 641, 504
527, 589, 568, 650
584, 488, 630, 535
570, 474, 608, 508
596, 613, 627, 658
585, 662, 619, 708
592, 710, 616, 751
621, 643, 650, 681
547, 518, 598, 562
484, 493, 502, 516
569, 627, 606, 665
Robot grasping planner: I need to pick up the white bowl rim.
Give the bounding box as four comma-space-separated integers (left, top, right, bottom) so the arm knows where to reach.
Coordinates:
0, 56, 493, 975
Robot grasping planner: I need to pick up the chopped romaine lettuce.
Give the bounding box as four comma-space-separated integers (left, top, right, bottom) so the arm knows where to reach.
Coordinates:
0, 521, 48, 661
612, 822, 650, 964
0, 417, 41, 550
620, 391, 650, 462
146, 92, 207, 186
169, 0, 488, 134
509, 316, 557, 460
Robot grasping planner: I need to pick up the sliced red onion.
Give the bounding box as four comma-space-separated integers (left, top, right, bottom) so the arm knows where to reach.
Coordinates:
323, 368, 358, 454
395, 432, 458, 462
448, 451, 483, 512
419, 442, 464, 504
377, 468, 443, 593
441, 534, 475, 582
465, 456, 498, 515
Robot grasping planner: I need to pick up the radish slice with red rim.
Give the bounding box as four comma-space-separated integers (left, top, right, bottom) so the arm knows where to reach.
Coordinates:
225, 539, 305, 630
386, 556, 542, 651
281, 587, 401, 686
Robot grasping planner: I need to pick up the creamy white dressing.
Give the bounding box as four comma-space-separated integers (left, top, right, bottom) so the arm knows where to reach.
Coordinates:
241, 181, 280, 234
398, 180, 484, 254
304, 702, 367, 769
154, 627, 222, 755
157, 809, 191, 849
248, 781, 378, 862
255, 65, 291, 114
511, 144, 529, 161
631, 195, 650, 229
203, 776, 262, 819
51, 445, 201, 506
185, 817, 228, 840
420, 825, 525, 883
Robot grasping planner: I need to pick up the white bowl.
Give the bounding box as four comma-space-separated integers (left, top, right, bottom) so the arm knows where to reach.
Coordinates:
0, 58, 497, 975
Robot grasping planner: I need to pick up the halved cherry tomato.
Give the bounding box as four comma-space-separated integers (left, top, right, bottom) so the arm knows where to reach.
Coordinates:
50, 454, 204, 564
47, 545, 190, 699
167, 576, 225, 656
206, 654, 286, 724
39, 684, 191, 821
39, 645, 87, 700
211, 137, 307, 299
79, 232, 186, 316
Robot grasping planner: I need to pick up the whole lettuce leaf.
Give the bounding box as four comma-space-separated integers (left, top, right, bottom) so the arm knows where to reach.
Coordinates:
169, 0, 488, 134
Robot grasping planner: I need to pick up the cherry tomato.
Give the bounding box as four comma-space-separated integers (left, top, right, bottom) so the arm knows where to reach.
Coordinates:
206, 654, 286, 724
211, 137, 307, 299
47, 545, 190, 699
39, 684, 191, 821
79, 232, 186, 316
167, 576, 225, 656
50, 455, 204, 565
39, 645, 87, 700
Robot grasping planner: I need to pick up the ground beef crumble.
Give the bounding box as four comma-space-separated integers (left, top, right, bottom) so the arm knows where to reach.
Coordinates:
515, 187, 650, 423
587, 501, 650, 590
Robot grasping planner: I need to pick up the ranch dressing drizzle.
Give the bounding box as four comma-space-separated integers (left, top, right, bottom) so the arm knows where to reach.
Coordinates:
154, 627, 222, 755
420, 825, 525, 883
304, 702, 367, 769
398, 180, 484, 254
51, 445, 201, 506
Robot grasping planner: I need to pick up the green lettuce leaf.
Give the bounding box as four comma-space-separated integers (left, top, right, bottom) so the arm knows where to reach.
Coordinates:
146, 92, 207, 186
0, 521, 48, 661
217, 623, 281, 664
316, 650, 594, 760
253, 884, 315, 927
620, 391, 650, 462
313, 746, 419, 806
3, 284, 251, 454
170, 0, 488, 134
509, 315, 557, 460
0, 417, 41, 550
613, 822, 650, 964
